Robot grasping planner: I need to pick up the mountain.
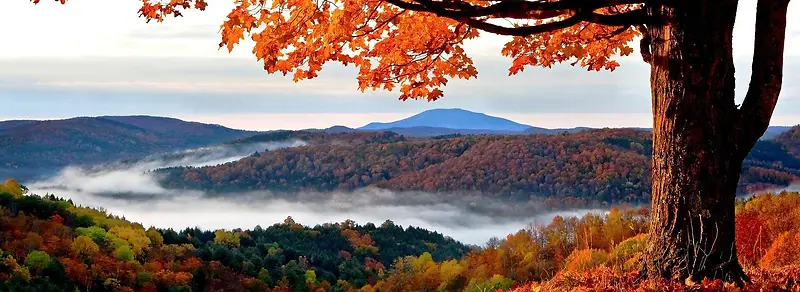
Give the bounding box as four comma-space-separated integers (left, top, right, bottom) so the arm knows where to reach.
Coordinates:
0, 116, 255, 179
100, 116, 249, 140
159, 128, 800, 205
325, 125, 582, 138
0, 120, 36, 132
359, 108, 534, 132
379, 126, 521, 137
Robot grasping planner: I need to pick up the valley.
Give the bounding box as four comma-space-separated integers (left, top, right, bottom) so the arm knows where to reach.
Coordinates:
2, 109, 799, 291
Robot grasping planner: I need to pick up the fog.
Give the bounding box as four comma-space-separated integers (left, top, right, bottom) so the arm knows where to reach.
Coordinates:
740, 183, 800, 199
31, 140, 306, 196
31, 188, 602, 245
28, 139, 604, 246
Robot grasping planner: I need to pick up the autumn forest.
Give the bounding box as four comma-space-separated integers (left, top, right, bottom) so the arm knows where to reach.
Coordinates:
7, 0, 800, 290
4, 175, 800, 291
0, 124, 797, 291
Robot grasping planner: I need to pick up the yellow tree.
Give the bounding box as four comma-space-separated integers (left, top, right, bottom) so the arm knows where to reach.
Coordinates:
109, 226, 152, 256
1, 179, 24, 199
34, 0, 791, 283
71, 235, 100, 260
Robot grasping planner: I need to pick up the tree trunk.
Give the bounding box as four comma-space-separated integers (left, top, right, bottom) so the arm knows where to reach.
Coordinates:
642, 0, 788, 283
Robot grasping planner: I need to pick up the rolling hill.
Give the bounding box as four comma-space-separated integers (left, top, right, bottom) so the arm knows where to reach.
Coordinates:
0, 116, 255, 179
774, 125, 800, 157
158, 126, 800, 205
761, 125, 795, 140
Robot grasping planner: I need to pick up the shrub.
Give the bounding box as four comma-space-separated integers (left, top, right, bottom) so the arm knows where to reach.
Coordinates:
564, 249, 609, 273
610, 234, 648, 271
760, 231, 800, 269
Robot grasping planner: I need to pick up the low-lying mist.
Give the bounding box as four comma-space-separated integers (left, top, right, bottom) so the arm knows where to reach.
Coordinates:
740, 183, 800, 199
32, 188, 601, 245
28, 139, 605, 246
31, 140, 306, 195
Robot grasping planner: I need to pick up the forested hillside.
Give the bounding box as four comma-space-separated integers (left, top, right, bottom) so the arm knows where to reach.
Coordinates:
0, 179, 467, 291
228, 130, 406, 147
159, 127, 800, 204
0, 116, 254, 172
774, 126, 800, 158
3, 179, 800, 291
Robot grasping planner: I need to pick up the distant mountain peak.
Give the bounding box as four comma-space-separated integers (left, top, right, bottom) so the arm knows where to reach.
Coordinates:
359, 108, 533, 132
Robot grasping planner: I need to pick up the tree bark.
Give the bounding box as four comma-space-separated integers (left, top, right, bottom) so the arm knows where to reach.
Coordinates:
643, 0, 788, 283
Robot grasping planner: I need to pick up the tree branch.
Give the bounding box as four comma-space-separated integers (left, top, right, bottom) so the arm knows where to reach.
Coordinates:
461, 8, 645, 36
585, 8, 647, 26
410, 0, 652, 19
383, 0, 658, 36
737, 0, 790, 148
385, 0, 648, 36
638, 24, 652, 63
460, 11, 585, 36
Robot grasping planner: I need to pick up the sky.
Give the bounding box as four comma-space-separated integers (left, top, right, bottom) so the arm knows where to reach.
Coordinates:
1, 0, 799, 130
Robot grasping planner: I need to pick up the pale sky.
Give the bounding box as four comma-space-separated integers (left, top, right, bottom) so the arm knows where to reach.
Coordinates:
1, 0, 799, 130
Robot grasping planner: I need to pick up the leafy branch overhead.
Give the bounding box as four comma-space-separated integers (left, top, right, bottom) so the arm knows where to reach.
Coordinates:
33, 0, 656, 101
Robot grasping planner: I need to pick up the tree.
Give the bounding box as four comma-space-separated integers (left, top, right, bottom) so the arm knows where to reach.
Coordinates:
114, 246, 135, 262
0, 179, 24, 199
23, 251, 51, 274
109, 226, 152, 255
71, 235, 100, 260
75, 226, 108, 245
212, 230, 240, 247
36, 0, 790, 283
145, 227, 164, 247
305, 269, 318, 285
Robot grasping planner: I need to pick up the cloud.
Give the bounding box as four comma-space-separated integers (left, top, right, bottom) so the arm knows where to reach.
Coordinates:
2, 0, 800, 125
0, 55, 651, 117
2, 52, 800, 116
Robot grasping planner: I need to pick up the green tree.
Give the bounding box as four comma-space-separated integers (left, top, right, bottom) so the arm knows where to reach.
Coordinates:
23, 251, 50, 274
114, 246, 134, 262
75, 226, 107, 245
258, 267, 273, 286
